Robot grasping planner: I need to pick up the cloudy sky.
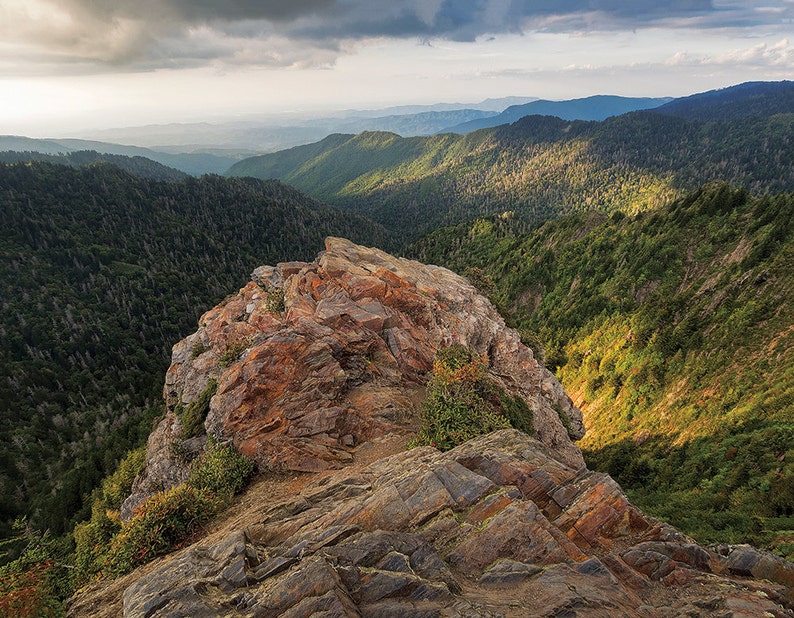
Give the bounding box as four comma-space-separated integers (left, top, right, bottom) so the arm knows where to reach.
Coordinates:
1, 0, 793, 135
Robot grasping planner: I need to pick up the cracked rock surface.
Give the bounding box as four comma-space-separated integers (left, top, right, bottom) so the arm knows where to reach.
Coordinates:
114, 430, 792, 617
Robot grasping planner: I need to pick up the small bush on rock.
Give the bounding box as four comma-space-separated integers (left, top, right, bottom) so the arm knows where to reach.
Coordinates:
105, 485, 221, 576
411, 344, 535, 451
264, 287, 285, 313
187, 440, 255, 500
177, 378, 217, 437
101, 440, 254, 577
101, 446, 147, 510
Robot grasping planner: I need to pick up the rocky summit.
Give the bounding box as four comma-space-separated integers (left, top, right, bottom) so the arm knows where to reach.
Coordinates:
74, 238, 793, 617
121, 237, 583, 520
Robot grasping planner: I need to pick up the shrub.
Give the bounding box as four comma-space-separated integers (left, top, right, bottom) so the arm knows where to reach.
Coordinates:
0, 519, 69, 618
411, 344, 535, 451
190, 340, 207, 359
101, 441, 255, 577
101, 446, 147, 510
553, 402, 576, 439
177, 378, 217, 438
218, 341, 245, 368
500, 392, 534, 436
0, 560, 61, 618
187, 441, 255, 500
105, 485, 221, 576
464, 267, 496, 297
518, 328, 546, 365
264, 287, 285, 313
72, 505, 120, 585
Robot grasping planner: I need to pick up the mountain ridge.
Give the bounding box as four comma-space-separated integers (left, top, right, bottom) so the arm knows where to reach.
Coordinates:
0, 135, 237, 176
407, 182, 794, 555
655, 80, 794, 120
444, 94, 673, 133
227, 110, 794, 241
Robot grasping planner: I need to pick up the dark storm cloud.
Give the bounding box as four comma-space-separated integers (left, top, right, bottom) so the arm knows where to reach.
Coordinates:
60, 0, 336, 22
50, 0, 719, 38
6, 0, 791, 71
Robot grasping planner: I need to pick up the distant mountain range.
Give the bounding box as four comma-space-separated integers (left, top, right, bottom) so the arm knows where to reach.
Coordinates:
79, 105, 525, 156
226, 81, 794, 241
0, 135, 236, 176
0, 149, 188, 181
6, 81, 794, 180
655, 80, 794, 120
443, 95, 673, 133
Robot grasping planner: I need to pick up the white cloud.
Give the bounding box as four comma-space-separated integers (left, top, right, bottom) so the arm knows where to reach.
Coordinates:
666, 38, 794, 68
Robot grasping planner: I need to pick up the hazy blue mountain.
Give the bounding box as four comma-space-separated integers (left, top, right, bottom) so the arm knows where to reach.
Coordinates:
302, 109, 499, 136
0, 135, 70, 154
316, 96, 538, 118
0, 150, 188, 181
80, 98, 536, 154
444, 95, 672, 133
53, 139, 237, 175
0, 136, 237, 176
655, 80, 794, 120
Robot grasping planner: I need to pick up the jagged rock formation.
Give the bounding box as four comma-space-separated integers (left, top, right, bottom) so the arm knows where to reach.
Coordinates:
106, 430, 793, 617
122, 237, 583, 519
95, 238, 794, 617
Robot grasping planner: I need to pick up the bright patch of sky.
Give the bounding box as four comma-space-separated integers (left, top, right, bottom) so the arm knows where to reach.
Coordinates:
0, 0, 792, 136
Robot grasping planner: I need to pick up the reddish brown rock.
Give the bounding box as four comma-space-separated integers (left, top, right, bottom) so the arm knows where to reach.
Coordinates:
97, 239, 792, 618
123, 238, 585, 517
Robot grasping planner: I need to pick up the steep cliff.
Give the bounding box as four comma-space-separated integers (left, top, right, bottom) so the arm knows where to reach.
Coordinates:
73, 238, 793, 617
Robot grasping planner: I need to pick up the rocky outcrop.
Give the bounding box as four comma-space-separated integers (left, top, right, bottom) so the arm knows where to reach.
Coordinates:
117, 430, 794, 617
122, 238, 583, 519
78, 239, 794, 617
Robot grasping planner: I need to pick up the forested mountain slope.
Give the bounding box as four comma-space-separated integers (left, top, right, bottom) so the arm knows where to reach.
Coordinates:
227, 111, 794, 242
0, 150, 188, 181
0, 136, 237, 176
408, 182, 794, 555
655, 80, 794, 121
0, 161, 391, 538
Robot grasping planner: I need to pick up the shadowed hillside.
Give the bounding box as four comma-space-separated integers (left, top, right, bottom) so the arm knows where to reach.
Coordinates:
0, 161, 391, 539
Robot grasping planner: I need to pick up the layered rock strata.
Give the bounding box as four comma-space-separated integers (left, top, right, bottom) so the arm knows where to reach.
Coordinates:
118, 430, 794, 617
122, 238, 583, 519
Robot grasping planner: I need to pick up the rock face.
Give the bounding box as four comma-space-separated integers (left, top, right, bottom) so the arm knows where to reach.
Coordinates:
122, 237, 583, 519
117, 430, 794, 617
